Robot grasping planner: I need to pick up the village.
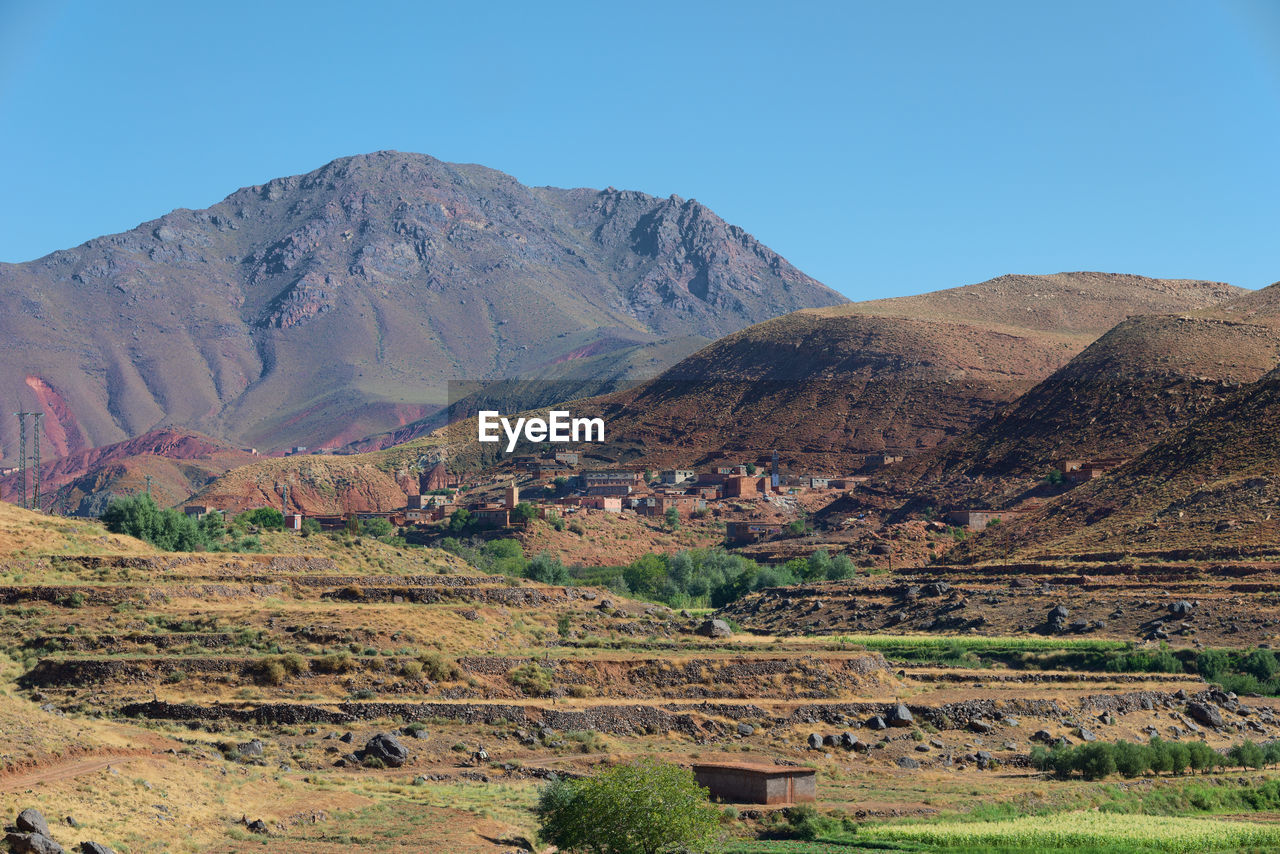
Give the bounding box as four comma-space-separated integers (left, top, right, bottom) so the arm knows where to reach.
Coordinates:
179, 449, 1128, 555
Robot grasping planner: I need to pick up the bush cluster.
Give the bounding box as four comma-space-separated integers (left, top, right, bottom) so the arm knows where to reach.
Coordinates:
1032, 736, 1280, 780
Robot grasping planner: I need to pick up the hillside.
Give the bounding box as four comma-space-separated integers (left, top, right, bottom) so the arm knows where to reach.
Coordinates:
0, 500, 157, 557
561, 273, 1241, 471
188, 272, 1241, 514
888, 312, 1280, 511
0, 428, 261, 515
0, 151, 844, 462
954, 360, 1280, 561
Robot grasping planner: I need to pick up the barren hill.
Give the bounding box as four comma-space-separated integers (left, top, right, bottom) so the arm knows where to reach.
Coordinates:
564, 273, 1241, 471
0, 151, 843, 463
888, 311, 1280, 511
188, 272, 1242, 514
955, 358, 1280, 562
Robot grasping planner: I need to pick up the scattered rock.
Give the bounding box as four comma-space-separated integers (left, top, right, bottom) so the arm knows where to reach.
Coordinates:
1187, 702, 1224, 729
361, 733, 409, 768
696, 619, 732, 639
895, 756, 920, 769
887, 704, 914, 727
17, 810, 50, 837
6, 833, 64, 854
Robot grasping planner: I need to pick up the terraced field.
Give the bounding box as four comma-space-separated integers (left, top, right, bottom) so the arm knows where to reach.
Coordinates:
6, 503, 1280, 852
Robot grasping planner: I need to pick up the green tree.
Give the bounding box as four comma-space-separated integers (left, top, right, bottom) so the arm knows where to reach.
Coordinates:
826, 552, 855, 580
300, 517, 322, 536
1229, 740, 1266, 770
238, 507, 284, 530
361, 516, 394, 538
1244, 649, 1279, 681
1046, 468, 1065, 485
1187, 741, 1217, 774
525, 552, 569, 585
804, 549, 832, 581
1167, 741, 1190, 776
1073, 742, 1117, 781
447, 508, 473, 534
663, 506, 680, 530
1112, 740, 1152, 778
511, 502, 539, 524
623, 554, 667, 598
536, 759, 720, 854
745, 463, 757, 475
101, 494, 207, 552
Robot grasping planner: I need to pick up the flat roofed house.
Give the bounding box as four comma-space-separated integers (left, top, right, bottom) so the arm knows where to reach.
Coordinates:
691, 762, 816, 805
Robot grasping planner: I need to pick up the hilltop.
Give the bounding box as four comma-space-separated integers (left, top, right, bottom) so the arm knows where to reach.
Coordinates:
564, 272, 1241, 471
0, 151, 843, 463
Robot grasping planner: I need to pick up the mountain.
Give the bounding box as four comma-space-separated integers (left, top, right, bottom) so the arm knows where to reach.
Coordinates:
187, 272, 1243, 515
0, 151, 845, 465
887, 309, 1280, 512
560, 273, 1242, 471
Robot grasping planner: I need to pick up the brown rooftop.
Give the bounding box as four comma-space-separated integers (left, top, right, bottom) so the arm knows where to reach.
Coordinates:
690, 762, 814, 777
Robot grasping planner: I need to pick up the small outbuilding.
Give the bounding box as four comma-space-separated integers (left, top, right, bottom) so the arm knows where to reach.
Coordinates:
691, 762, 816, 805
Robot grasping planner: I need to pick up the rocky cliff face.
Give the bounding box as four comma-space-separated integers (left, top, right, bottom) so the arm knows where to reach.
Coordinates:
0, 151, 844, 461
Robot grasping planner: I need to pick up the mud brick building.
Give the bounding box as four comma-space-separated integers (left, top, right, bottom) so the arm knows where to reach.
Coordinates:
691, 762, 816, 804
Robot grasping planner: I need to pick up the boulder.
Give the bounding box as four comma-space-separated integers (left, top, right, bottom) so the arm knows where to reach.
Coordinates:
1187, 702, 1224, 729
6, 834, 64, 854
736, 723, 754, 737
807, 733, 823, 750
79, 844, 116, 854
696, 619, 732, 639
968, 720, 994, 734
866, 716, 888, 731
887, 704, 914, 727
361, 733, 409, 768
1076, 727, 1097, 742
16, 810, 50, 837
237, 739, 264, 757
246, 819, 269, 835
895, 756, 920, 769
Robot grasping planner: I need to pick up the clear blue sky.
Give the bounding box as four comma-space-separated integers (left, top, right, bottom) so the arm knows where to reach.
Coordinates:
1, 0, 1278, 300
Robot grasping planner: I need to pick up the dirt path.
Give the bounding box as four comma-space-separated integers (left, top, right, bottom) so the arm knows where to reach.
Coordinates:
0, 748, 155, 791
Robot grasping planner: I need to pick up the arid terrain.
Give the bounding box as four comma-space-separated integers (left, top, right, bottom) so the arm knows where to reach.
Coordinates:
3, 499, 1280, 852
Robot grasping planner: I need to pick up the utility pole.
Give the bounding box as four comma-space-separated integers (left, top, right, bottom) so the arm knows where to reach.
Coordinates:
282, 483, 289, 517
14, 410, 27, 510
31, 412, 42, 511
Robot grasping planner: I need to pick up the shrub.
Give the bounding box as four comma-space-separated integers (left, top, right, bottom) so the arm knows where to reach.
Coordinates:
314, 651, 357, 674
535, 759, 720, 854
509, 662, 554, 696
418, 652, 462, 682
252, 658, 287, 685
525, 553, 570, 585
400, 660, 424, 680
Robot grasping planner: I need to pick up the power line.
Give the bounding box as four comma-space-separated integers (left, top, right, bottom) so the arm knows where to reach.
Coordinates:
14, 410, 27, 510
31, 412, 42, 511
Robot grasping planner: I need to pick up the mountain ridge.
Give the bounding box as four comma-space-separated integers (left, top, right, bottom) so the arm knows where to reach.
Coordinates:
0, 150, 844, 463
